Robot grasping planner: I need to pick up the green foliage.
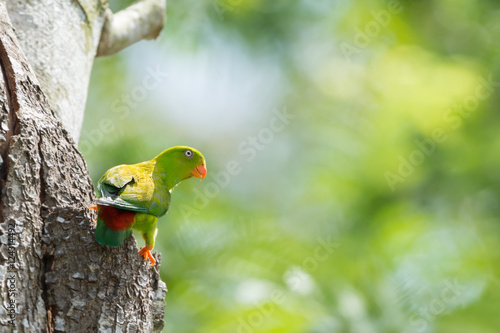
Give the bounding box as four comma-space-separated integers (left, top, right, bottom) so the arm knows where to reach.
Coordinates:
82, 0, 500, 332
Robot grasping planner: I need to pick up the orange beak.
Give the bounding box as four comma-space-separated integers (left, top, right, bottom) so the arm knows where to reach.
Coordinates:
191, 163, 207, 180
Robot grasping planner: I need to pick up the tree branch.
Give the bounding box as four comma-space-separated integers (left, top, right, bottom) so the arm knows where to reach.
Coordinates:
97, 0, 166, 57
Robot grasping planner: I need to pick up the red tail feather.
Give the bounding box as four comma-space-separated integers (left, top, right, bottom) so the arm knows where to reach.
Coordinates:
98, 205, 136, 232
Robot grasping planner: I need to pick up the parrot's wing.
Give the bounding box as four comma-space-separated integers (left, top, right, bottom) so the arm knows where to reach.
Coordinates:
97, 164, 152, 213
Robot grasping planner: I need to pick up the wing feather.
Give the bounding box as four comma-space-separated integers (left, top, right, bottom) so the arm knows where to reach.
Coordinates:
97, 163, 155, 214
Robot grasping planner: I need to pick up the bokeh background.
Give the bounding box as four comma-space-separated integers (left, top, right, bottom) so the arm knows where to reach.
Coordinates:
80, 1, 500, 332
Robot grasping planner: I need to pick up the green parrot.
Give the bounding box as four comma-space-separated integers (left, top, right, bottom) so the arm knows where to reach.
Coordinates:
92, 146, 207, 266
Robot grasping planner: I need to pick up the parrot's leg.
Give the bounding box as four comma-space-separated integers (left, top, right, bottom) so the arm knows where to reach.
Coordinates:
133, 214, 158, 266
89, 205, 98, 222
139, 227, 158, 266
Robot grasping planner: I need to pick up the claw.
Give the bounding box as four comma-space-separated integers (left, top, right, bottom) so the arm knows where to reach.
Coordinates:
89, 205, 98, 222
138, 245, 156, 266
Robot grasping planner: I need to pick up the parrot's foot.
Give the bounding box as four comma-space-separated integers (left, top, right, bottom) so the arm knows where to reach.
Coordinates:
89, 206, 98, 222
138, 245, 156, 266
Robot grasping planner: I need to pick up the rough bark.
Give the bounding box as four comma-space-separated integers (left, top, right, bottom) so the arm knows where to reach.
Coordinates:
0, 1, 167, 332
5, 0, 166, 143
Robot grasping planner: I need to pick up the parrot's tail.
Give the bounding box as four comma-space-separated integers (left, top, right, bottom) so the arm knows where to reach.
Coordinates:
95, 217, 132, 246
94, 204, 136, 246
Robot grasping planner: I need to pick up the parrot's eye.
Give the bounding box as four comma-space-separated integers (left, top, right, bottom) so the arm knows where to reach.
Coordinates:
184, 150, 193, 158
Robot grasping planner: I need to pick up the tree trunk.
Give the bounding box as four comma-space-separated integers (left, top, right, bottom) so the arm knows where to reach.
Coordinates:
0, 1, 167, 332
5, 0, 166, 142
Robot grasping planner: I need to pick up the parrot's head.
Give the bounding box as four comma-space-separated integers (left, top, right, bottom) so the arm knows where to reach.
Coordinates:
156, 146, 207, 184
